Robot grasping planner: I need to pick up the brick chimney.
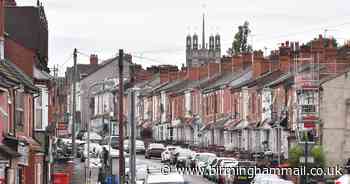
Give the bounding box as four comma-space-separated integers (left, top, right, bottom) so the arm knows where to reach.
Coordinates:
252, 51, 270, 78
208, 63, 220, 77
232, 55, 243, 72
0, 0, 4, 59
159, 65, 179, 83
220, 58, 233, 73
279, 42, 292, 73
89, 54, 98, 65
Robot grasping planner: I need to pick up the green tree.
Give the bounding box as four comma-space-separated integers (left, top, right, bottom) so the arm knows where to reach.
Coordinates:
288, 144, 304, 167
310, 145, 325, 168
227, 21, 252, 56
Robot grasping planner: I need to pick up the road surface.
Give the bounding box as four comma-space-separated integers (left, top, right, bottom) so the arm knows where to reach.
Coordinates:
135, 155, 214, 184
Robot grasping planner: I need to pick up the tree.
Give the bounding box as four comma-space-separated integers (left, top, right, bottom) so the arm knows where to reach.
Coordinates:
227, 21, 252, 56
288, 144, 303, 167
310, 145, 325, 168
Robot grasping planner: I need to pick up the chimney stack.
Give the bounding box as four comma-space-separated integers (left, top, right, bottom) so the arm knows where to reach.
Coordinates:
0, 0, 4, 59
90, 54, 98, 65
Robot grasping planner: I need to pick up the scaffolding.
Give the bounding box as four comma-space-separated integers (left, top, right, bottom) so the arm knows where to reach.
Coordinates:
293, 46, 321, 183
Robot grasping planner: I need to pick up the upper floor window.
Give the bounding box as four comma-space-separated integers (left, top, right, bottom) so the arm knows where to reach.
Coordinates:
35, 94, 43, 130
15, 91, 25, 130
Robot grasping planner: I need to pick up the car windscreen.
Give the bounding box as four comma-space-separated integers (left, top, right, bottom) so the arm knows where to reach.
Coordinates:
111, 137, 119, 144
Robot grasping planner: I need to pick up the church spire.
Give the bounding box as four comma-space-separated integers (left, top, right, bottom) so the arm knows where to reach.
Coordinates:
202, 13, 205, 49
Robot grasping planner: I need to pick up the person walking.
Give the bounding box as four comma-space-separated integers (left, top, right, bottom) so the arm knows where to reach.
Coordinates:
102, 147, 109, 168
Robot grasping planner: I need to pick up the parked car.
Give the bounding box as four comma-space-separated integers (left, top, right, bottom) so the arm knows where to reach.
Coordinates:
169, 147, 185, 165
219, 160, 256, 184
205, 157, 238, 182
335, 174, 350, 184
191, 152, 216, 169
101, 135, 120, 149
124, 139, 146, 154
145, 143, 165, 159
81, 132, 103, 143
251, 174, 293, 184
174, 148, 195, 168
81, 143, 102, 162
161, 146, 179, 163
145, 172, 188, 184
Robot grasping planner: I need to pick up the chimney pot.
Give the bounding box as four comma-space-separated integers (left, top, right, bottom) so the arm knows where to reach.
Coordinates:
90, 54, 98, 65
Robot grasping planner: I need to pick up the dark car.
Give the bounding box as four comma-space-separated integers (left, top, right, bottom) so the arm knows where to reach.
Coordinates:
145, 143, 165, 159
174, 149, 194, 168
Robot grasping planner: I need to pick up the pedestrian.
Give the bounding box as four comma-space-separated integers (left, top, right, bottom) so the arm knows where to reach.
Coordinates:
102, 147, 109, 168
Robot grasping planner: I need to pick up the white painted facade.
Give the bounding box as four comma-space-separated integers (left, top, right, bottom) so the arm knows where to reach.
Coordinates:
34, 85, 49, 131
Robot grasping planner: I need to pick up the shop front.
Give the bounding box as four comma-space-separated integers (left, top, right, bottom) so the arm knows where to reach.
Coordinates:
18, 136, 43, 184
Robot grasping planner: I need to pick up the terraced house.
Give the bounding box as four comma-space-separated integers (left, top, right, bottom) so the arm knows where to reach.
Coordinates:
135, 35, 350, 167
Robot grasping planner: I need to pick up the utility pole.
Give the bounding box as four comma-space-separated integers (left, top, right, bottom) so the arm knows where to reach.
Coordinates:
118, 49, 125, 184
72, 48, 77, 157
128, 88, 136, 184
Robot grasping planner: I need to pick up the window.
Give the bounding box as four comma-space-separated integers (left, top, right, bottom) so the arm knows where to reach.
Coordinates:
35, 94, 43, 130
15, 91, 25, 130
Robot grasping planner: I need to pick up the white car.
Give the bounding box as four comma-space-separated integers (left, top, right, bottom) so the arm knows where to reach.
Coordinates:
81, 143, 102, 162
124, 139, 146, 153
336, 175, 350, 184
161, 146, 178, 163
193, 152, 217, 168
145, 173, 187, 184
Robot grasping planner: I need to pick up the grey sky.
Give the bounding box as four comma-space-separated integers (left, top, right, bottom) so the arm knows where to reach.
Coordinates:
18, 0, 350, 75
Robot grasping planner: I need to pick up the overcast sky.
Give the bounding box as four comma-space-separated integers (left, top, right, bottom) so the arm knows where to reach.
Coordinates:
18, 0, 350, 75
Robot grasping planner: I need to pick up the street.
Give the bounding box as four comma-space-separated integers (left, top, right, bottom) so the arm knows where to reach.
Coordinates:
135, 155, 214, 184
55, 155, 214, 184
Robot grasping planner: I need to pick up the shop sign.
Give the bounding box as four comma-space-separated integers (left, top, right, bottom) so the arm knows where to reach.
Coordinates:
17, 143, 29, 166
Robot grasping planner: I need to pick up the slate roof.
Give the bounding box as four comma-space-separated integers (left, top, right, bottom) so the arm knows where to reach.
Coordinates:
230, 70, 283, 90
0, 59, 38, 93
229, 70, 253, 88
5, 6, 48, 72
203, 68, 252, 93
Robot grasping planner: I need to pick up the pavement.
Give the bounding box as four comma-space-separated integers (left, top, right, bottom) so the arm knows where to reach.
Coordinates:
53, 158, 99, 184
